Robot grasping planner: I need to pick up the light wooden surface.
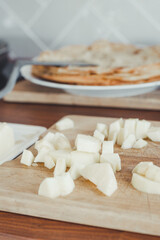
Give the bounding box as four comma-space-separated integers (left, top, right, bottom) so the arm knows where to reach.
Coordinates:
0, 115, 160, 236
4, 81, 160, 110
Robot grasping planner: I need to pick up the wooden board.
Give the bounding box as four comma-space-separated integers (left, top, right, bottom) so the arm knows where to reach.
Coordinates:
4, 81, 160, 110
0, 115, 160, 236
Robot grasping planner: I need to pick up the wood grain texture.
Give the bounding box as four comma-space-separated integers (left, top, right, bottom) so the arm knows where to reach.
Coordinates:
4, 81, 160, 110
0, 100, 160, 240
0, 114, 160, 236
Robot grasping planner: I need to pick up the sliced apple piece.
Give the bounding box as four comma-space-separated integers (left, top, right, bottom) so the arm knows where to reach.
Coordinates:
0, 123, 15, 157
50, 149, 71, 166
44, 156, 55, 169
34, 139, 55, 153
43, 132, 55, 143
102, 141, 114, 154
56, 172, 75, 196
69, 165, 84, 180
96, 123, 108, 138
132, 162, 153, 176
135, 120, 151, 139
34, 147, 50, 163
54, 158, 66, 176
108, 119, 123, 143
124, 118, 138, 136
38, 177, 60, 199
131, 173, 160, 194
100, 153, 121, 172
71, 151, 99, 166
121, 134, 136, 149
108, 130, 119, 144
55, 117, 74, 131
147, 127, 160, 142
133, 139, 147, 149
80, 163, 117, 196
117, 128, 128, 146
20, 150, 34, 166
75, 134, 101, 153
93, 130, 105, 142
145, 165, 160, 183
53, 132, 72, 150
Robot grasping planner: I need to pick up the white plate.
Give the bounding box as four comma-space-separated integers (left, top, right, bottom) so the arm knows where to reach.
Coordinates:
0, 123, 46, 165
21, 65, 160, 98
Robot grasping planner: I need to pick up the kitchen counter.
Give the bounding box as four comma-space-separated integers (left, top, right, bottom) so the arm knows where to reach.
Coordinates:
0, 100, 159, 240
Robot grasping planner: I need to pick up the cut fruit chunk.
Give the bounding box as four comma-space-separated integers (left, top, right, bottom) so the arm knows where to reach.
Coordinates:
80, 163, 117, 196
121, 134, 136, 149
124, 118, 138, 136
50, 149, 71, 166
56, 172, 75, 196
102, 141, 114, 154
108, 130, 119, 144
34, 147, 50, 163
53, 132, 72, 150
44, 156, 55, 169
70, 151, 99, 167
96, 123, 108, 138
34, 139, 55, 153
0, 123, 15, 157
132, 162, 153, 176
93, 130, 105, 142
55, 118, 74, 131
131, 173, 160, 195
147, 127, 160, 142
100, 153, 121, 172
75, 134, 101, 153
117, 128, 128, 146
69, 165, 85, 180
38, 177, 60, 199
20, 150, 34, 166
135, 120, 151, 139
108, 119, 123, 143
145, 165, 160, 183
43, 132, 55, 143
54, 158, 66, 176
133, 139, 147, 149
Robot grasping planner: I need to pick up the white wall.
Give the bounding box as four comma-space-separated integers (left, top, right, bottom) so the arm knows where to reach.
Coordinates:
0, 0, 160, 58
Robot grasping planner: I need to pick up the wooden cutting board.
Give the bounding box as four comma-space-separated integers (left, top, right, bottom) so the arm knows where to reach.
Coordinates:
0, 115, 160, 236
4, 81, 160, 110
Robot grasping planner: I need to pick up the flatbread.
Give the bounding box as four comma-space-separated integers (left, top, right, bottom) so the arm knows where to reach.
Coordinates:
32, 40, 160, 86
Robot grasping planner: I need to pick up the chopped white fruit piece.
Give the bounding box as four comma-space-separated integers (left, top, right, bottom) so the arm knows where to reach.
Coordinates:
108, 130, 119, 144
34, 139, 55, 153
55, 118, 74, 131
145, 165, 160, 183
20, 150, 34, 166
43, 132, 55, 143
54, 158, 66, 176
135, 120, 151, 139
71, 151, 99, 166
0, 123, 15, 157
53, 132, 72, 150
109, 119, 123, 135
93, 130, 105, 142
50, 149, 71, 166
147, 127, 160, 142
100, 153, 121, 172
44, 156, 55, 169
121, 134, 136, 149
38, 177, 60, 199
56, 172, 75, 196
132, 162, 153, 176
75, 134, 101, 153
69, 165, 84, 180
80, 163, 117, 196
117, 128, 128, 146
96, 123, 108, 138
124, 118, 138, 136
131, 173, 160, 195
133, 139, 147, 149
102, 141, 114, 154
34, 147, 49, 163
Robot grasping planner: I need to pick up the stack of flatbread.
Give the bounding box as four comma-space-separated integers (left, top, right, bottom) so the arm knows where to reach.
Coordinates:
32, 40, 160, 86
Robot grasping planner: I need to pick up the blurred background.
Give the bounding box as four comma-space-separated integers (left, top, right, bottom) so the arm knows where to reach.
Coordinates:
1, 0, 160, 58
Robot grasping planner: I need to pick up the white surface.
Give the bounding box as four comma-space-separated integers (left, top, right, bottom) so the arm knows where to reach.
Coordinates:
0, 123, 46, 165
21, 65, 160, 98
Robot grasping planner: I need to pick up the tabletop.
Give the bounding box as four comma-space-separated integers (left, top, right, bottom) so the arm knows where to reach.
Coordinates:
0, 100, 160, 240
